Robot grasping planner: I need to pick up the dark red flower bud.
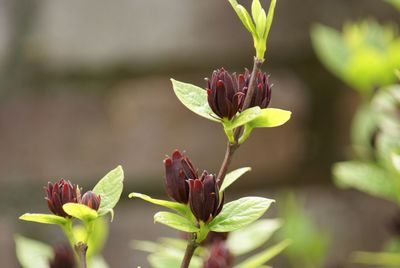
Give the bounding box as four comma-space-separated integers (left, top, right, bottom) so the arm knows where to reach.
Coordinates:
81, 191, 101, 211
188, 172, 223, 223
206, 68, 245, 120
49, 244, 76, 268
164, 150, 197, 203
203, 241, 233, 268
45, 179, 81, 217
241, 70, 272, 109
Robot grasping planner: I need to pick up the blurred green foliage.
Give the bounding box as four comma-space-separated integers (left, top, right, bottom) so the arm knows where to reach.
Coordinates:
277, 194, 330, 268
311, 20, 400, 94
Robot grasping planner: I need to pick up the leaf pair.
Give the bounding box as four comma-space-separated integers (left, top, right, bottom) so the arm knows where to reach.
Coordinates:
171, 79, 291, 144
228, 0, 277, 60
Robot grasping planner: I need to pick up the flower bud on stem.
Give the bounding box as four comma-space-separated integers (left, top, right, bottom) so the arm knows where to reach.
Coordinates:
181, 57, 264, 268
217, 57, 264, 186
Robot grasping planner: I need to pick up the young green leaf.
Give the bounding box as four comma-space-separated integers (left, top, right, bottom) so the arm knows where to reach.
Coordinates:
251, 0, 262, 24
63, 203, 98, 222
15, 235, 53, 268
19, 213, 67, 225
229, 107, 261, 129
220, 167, 252, 193
264, 0, 277, 41
92, 165, 124, 218
256, 9, 267, 39
227, 219, 282, 256
171, 79, 219, 122
238, 108, 291, 144
129, 192, 188, 215
228, 0, 256, 35
392, 152, 400, 173
234, 239, 292, 268
73, 217, 108, 258
333, 161, 397, 201
208, 197, 275, 232
154, 211, 199, 233
247, 108, 291, 128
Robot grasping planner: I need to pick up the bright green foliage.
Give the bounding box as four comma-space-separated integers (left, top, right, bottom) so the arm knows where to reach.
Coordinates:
154, 212, 199, 233
19, 213, 68, 225
228, 0, 277, 60
93, 165, 124, 219
209, 197, 274, 232
311, 21, 400, 94
277, 194, 330, 268
148, 250, 203, 268
239, 108, 291, 144
227, 219, 282, 256
63, 203, 98, 222
333, 161, 397, 201
386, 0, 400, 10
15, 235, 53, 268
227, 107, 262, 129
234, 239, 292, 268
220, 167, 252, 193
171, 79, 219, 122
128, 192, 188, 215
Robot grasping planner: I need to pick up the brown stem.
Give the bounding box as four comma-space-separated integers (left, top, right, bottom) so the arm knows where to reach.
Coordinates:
217, 142, 238, 186
180, 233, 197, 268
241, 57, 264, 111
74, 242, 88, 268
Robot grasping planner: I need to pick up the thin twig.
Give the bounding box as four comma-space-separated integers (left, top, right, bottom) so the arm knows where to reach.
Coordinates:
74, 242, 88, 268
180, 233, 197, 268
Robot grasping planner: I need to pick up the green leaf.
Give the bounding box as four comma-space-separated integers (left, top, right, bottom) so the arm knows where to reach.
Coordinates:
209, 197, 275, 232
228, 219, 282, 256
154, 211, 199, 233
251, 0, 262, 24
264, 0, 277, 41
256, 9, 267, 39
239, 108, 291, 144
333, 161, 397, 201
228, 0, 256, 35
129, 192, 188, 215
247, 108, 291, 128
311, 24, 349, 80
392, 151, 400, 173
171, 79, 219, 122
351, 251, 400, 266
63, 203, 98, 222
229, 107, 261, 129
15, 235, 53, 268
19, 213, 67, 225
220, 167, 252, 193
234, 239, 292, 268
92, 166, 124, 218
386, 0, 400, 10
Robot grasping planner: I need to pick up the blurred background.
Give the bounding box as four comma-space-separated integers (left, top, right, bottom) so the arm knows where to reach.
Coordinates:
1, 0, 400, 267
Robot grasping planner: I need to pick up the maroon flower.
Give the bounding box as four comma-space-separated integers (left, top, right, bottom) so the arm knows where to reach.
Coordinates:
49, 244, 76, 268
206, 68, 245, 120
81, 191, 101, 211
241, 70, 272, 109
45, 179, 81, 217
188, 172, 223, 223
203, 241, 233, 268
164, 150, 197, 203
202, 231, 229, 246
